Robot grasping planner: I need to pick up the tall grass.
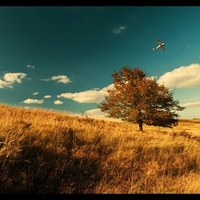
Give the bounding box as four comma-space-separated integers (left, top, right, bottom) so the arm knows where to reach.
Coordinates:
0, 103, 200, 193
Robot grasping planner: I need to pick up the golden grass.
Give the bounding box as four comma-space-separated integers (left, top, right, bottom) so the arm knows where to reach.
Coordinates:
0, 103, 200, 193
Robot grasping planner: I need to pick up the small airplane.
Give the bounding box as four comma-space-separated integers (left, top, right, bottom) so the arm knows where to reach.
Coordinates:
153, 38, 165, 51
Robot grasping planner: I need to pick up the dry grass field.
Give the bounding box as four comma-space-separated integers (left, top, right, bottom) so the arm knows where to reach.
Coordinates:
0, 103, 200, 193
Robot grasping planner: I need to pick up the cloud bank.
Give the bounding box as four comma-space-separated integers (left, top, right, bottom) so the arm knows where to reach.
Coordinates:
85, 108, 106, 116
0, 72, 27, 88
157, 63, 200, 88
84, 108, 121, 121
57, 84, 113, 103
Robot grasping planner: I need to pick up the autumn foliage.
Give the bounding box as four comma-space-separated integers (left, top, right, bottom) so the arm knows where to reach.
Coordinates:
99, 66, 185, 131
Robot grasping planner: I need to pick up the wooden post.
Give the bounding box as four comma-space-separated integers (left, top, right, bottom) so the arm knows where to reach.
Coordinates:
67, 128, 74, 158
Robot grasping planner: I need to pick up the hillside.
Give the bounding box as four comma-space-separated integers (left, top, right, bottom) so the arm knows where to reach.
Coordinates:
0, 103, 200, 193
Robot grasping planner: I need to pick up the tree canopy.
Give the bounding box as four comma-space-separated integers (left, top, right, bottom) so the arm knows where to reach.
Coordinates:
98, 66, 185, 131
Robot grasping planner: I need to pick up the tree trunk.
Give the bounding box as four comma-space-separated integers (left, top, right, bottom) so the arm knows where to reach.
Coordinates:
138, 110, 143, 131
138, 121, 143, 131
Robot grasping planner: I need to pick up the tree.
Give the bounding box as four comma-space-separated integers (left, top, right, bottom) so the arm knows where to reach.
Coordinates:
98, 66, 185, 131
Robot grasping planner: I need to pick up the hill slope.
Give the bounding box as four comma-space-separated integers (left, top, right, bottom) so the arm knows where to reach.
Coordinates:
0, 103, 200, 193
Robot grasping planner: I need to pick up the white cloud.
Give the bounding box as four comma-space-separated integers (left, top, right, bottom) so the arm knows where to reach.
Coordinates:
52, 75, 71, 83
157, 63, 200, 88
0, 80, 12, 88
27, 64, 35, 69
44, 95, 51, 98
57, 84, 114, 103
83, 108, 121, 121
185, 44, 191, 49
113, 26, 126, 34
41, 75, 71, 84
4, 73, 26, 83
147, 76, 156, 81
181, 102, 200, 108
85, 108, 106, 116
41, 78, 50, 81
0, 72, 27, 88
33, 92, 38, 95
54, 100, 63, 105
183, 97, 199, 101
22, 98, 44, 104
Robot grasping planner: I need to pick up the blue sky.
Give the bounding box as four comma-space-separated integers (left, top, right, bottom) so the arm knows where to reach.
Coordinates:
1, 6, 200, 119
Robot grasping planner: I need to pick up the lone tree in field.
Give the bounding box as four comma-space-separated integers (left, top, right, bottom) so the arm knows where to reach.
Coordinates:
98, 66, 185, 131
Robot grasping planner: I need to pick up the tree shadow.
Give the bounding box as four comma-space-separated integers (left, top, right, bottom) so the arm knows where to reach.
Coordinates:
0, 131, 112, 194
